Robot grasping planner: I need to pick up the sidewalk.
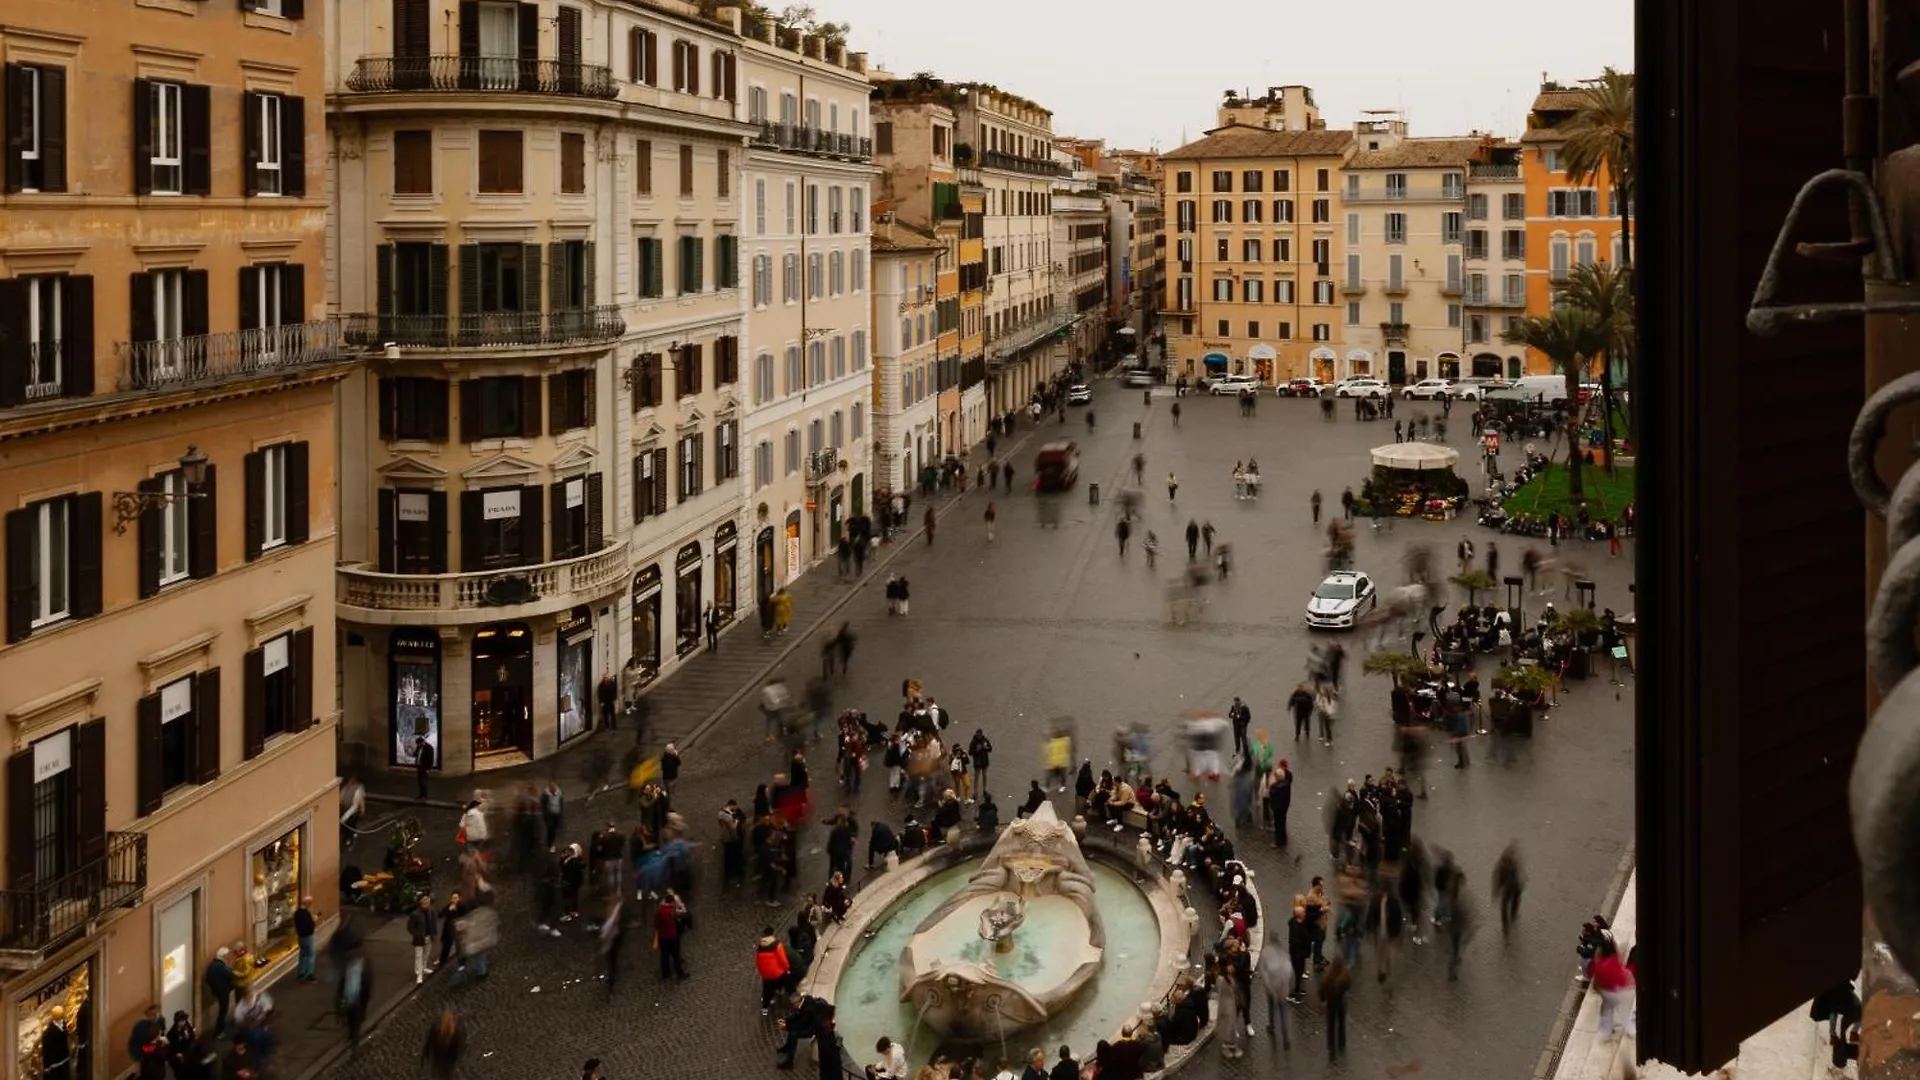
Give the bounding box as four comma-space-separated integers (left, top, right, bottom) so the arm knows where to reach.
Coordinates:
271, 915, 419, 1080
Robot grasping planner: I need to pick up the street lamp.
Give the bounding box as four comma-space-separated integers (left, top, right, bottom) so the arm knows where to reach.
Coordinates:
113, 445, 209, 534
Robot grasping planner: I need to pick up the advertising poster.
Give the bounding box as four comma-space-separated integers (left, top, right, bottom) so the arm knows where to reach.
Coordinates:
392, 656, 441, 767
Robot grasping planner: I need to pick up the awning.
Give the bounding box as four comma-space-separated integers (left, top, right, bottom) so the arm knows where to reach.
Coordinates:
1203, 352, 1230, 369
1247, 344, 1277, 360
1370, 442, 1462, 471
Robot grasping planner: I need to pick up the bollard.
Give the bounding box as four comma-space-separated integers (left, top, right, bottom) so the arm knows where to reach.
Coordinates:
1089, 483, 1101, 505
1132, 422, 1142, 439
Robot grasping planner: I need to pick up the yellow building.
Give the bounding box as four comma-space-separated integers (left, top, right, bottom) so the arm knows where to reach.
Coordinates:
1522, 82, 1625, 374
1, 0, 348, 1073
1159, 125, 1354, 385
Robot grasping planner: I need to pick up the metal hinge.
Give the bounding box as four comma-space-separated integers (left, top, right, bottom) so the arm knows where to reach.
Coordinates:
1746, 169, 1920, 336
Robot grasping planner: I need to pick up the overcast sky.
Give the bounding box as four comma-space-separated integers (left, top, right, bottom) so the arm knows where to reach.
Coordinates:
832, 0, 1634, 150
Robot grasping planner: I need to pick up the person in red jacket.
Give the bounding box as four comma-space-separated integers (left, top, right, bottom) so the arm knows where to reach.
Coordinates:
755, 927, 792, 1014
654, 893, 688, 980
1590, 938, 1636, 1039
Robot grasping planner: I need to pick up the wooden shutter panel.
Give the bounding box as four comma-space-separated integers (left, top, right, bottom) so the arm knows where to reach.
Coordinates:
521, 375, 544, 438
132, 78, 153, 195
283, 0, 304, 19
6, 748, 33, 888
628, 28, 641, 81
193, 669, 220, 783
5, 509, 33, 643
457, 0, 480, 57
378, 378, 396, 439
428, 243, 450, 322
243, 647, 266, 760
583, 363, 597, 421
0, 278, 26, 407
458, 242, 481, 321
548, 368, 568, 433
519, 484, 544, 567
282, 97, 306, 197
549, 479, 573, 557
459, 379, 482, 442
460, 490, 483, 571
61, 275, 93, 397
136, 477, 163, 599
243, 450, 265, 560
671, 41, 685, 91
68, 493, 101, 619
38, 66, 66, 194
75, 718, 104, 864
548, 240, 566, 313
239, 266, 260, 332
137, 693, 164, 817
183, 83, 211, 196
653, 448, 668, 515
521, 242, 542, 316
377, 488, 397, 573
129, 272, 156, 345
429, 378, 450, 441
3, 65, 24, 194
285, 441, 311, 545
182, 269, 209, 337
293, 626, 314, 730
632, 456, 646, 524
242, 91, 262, 197
427, 490, 448, 572
582, 240, 596, 307
282, 263, 306, 323
516, 3, 539, 91
586, 472, 604, 552
189, 464, 217, 579
375, 243, 395, 325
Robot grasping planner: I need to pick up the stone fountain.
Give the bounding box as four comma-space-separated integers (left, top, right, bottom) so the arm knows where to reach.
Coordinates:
898, 803, 1105, 1041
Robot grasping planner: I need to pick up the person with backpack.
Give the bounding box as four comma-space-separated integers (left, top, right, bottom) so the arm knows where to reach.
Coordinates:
755, 927, 793, 1014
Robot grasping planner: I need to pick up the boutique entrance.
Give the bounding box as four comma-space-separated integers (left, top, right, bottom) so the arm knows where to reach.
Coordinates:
471, 622, 533, 764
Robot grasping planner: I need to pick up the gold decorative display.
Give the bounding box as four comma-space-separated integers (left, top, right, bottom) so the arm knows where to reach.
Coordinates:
16, 959, 90, 1080
250, 826, 304, 968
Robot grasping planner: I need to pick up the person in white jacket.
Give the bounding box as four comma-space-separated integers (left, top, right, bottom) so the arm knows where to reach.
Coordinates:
459, 799, 490, 854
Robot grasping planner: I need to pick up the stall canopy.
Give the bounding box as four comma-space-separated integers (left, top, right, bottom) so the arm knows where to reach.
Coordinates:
1203, 352, 1230, 370
1370, 442, 1462, 471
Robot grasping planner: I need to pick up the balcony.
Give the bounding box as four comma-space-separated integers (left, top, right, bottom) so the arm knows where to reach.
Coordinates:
0, 833, 146, 970
345, 55, 618, 99
116, 321, 352, 394
1381, 322, 1410, 345
987, 312, 1075, 366
980, 150, 1069, 177
1442, 279, 1464, 297
1464, 292, 1530, 309
1344, 187, 1466, 203
1383, 280, 1410, 296
338, 538, 630, 627
1469, 163, 1522, 180
749, 121, 872, 161
806, 448, 844, 483
341, 307, 625, 353
1341, 280, 1368, 296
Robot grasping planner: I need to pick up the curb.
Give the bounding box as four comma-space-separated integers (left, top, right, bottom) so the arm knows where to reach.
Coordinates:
677, 424, 1046, 756
288, 963, 426, 1080
1533, 844, 1636, 1080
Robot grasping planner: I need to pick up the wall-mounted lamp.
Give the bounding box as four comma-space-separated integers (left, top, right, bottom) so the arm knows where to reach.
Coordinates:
113, 445, 209, 534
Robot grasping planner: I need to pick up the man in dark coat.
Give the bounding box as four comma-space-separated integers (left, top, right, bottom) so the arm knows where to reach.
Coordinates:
1266, 761, 1292, 847
865, 821, 899, 869
202, 952, 235, 1035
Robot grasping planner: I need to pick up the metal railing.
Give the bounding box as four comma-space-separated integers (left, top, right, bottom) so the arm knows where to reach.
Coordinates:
23, 341, 65, 401
1345, 187, 1467, 203
1469, 163, 1522, 179
750, 122, 871, 161
117, 321, 349, 393
338, 539, 629, 614
341, 306, 625, 350
0, 833, 146, 958
987, 312, 1074, 365
1381, 322, 1410, 344
345, 55, 618, 99
1464, 291, 1528, 309
980, 150, 1068, 177
806, 448, 842, 483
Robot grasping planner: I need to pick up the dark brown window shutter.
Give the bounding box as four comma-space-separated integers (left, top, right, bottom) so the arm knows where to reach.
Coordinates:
190, 464, 217, 579
61, 275, 92, 396
628, 28, 641, 81
282, 263, 305, 322
193, 669, 221, 783
282, 96, 306, 197
133, 78, 154, 195
183, 83, 211, 196
137, 692, 164, 816
653, 448, 668, 515
5, 509, 33, 642
377, 488, 397, 572
0, 278, 26, 407
680, 144, 693, 196
69, 492, 101, 619
38, 66, 66, 193
459, 379, 482, 442
283, 0, 304, 19
457, 0, 480, 58
632, 456, 645, 525
3, 65, 24, 194
137, 477, 163, 599
292, 626, 314, 729
242, 91, 262, 197
243, 646, 266, 760
6, 747, 34, 888
239, 266, 260, 331
243, 450, 265, 560
378, 378, 396, 440
129, 271, 155, 344
285, 441, 310, 545
375, 243, 396, 322
75, 717, 104, 864
429, 378, 450, 440
586, 472, 604, 551
549, 479, 573, 557
460, 491, 483, 571
671, 41, 685, 91
519, 484, 544, 567
517, 2, 540, 94
548, 366, 569, 434
427, 490, 448, 572
521, 375, 544, 437
182, 269, 209, 337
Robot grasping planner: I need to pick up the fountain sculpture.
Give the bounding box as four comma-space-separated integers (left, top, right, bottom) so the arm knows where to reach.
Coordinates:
898, 803, 1106, 1041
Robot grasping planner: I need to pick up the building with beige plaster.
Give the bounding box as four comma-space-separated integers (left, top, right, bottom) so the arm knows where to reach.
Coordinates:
1051, 166, 1108, 368
869, 227, 944, 495
1, 0, 349, 1075
1462, 139, 1529, 379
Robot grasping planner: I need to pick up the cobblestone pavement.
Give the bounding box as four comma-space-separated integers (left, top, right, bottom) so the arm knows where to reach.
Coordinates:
323, 388, 1637, 1080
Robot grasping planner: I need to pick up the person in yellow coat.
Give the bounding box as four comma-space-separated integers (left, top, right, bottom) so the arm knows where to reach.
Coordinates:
772, 588, 794, 635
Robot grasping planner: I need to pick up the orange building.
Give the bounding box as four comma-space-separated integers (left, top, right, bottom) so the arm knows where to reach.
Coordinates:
1520, 82, 1625, 374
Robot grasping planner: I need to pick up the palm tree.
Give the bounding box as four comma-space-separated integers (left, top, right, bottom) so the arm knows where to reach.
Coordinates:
1560, 68, 1635, 268
1555, 261, 1635, 463
1501, 308, 1610, 506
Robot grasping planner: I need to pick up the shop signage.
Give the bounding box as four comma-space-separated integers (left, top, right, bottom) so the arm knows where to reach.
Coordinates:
264, 635, 290, 676
162, 678, 193, 724
1201, 340, 1233, 350
33, 729, 71, 782
632, 564, 662, 599
675, 541, 702, 571
482, 490, 521, 520
398, 492, 430, 522
557, 604, 592, 640
715, 520, 738, 552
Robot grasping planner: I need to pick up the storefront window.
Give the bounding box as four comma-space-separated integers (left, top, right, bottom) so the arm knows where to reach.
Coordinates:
390, 628, 441, 767
557, 605, 593, 745
674, 542, 703, 657
471, 623, 533, 759
630, 567, 662, 689
714, 523, 739, 620
250, 826, 304, 968
16, 958, 91, 1080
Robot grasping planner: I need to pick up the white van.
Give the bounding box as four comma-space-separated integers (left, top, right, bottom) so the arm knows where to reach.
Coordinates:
1510, 374, 1570, 402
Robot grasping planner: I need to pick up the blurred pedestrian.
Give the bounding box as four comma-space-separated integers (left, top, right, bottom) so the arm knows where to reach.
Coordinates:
1493, 841, 1524, 936
1319, 958, 1351, 1062
985, 502, 997, 542
420, 1010, 465, 1080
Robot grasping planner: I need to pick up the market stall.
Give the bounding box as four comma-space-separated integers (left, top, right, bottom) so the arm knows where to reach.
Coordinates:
1358, 443, 1470, 519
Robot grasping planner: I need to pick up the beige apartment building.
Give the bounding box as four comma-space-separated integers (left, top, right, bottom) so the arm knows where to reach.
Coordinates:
1, 0, 348, 1075
1462, 139, 1529, 379
737, 22, 874, 595
1052, 168, 1108, 368
1340, 124, 1478, 383
326, 0, 767, 775
870, 227, 944, 494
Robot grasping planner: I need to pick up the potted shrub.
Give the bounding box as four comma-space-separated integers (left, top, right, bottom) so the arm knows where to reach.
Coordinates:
1449, 569, 1498, 606
1552, 607, 1605, 679
1362, 650, 1434, 689
1491, 664, 1556, 722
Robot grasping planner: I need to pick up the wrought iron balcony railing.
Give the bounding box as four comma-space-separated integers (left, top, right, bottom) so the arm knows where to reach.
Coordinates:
0, 832, 146, 962
116, 321, 349, 393
980, 150, 1069, 177
345, 55, 618, 99
1345, 187, 1467, 203
1468, 163, 1522, 179
806, 448, 843, 483
749, 121, 872, 161
341, 307, 626, 351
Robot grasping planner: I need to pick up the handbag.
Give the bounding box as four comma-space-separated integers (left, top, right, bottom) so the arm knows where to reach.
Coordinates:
456, 826, 467, 845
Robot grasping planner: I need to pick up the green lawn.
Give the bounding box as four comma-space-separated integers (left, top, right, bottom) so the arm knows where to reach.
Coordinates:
1503, 462, 1635, 520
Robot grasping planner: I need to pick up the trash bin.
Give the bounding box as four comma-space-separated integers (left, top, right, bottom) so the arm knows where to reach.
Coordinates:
1132, 422, 1142, 439
1089, 483, 1100, 505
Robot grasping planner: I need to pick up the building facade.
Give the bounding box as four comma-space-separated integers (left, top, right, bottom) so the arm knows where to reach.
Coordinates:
1158, 126, 1354, 385
869, 228, 943, 495
736, 22, 874, 597
1052, 171, 1108, 371
1, 0, 348, 1074
326, 0, 765, 775
1341, 128, 1478, 384
1521, 82, 1625, 375
1461, 140, 1529, 379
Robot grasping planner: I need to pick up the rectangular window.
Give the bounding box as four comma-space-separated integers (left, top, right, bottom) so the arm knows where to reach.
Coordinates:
1272, 238, 1290, 263
1346, 300, 1361, 326
1211, 170, 1232, 192
1274, 279, 1295, 304
785, 345, 803, 394
1448, 303, 1462, 328
717, 148, 730, 198
677, 432, 703, 501
1346, 173, 1360, 198
1502, 229, 1526, 260
1388, 253, 1404, 291
629, 27, 657, 84
1442, 173, 1464, 199
1241, 169, 1262, 193
5, 63, 68, 194
1550, 238, 1571, 281
149, 81, 184, 194
393, 130, 433, 194
1243, 239, 1261, 262
260, 444, 288, 549
1311, 198, 1329, 223
754, 179, 767, 234
1389, 301, 1404, 324
560, 132, 586, 194
1273, 169, 1290, 192
470, 486, 532, 567
157, 470, 190, 586
1216, 237, 1230, 262
382, 377, 449, 441
754, 351, 774, 405
1274, 199, 1294, 223
1465, 229, 1489, 259
25, 497, 70, 626
1504, 192, 1526, 220
19, 274, 71, 398
1548, 189, 1600, 217
1576, 235, 1597, 267
1442, 212, 1463, 244
1242, 199, 1262, 223
785, 182, 796, 234
1315, 168, 1329, 191
1385, 213, 1407, 244
1211, 200, 1232, 223
252, 93, 284, 196
672, 40, 699, 94
1466, 193, 1488, 220
1345, 253, 1361, 289
1242, 279, 1263, 303
784, 430, 800, 475
1504, 272, 1526, 305
1312, 280, 1334, 305
635, 138, 653, 196
1345, 212, 1359, 246
1213, 278, 1232, 302
679, 144, 694, 196
1176, 171, 1192, 193
1312, 323, 1330, 341
1386, 173, 1407, 199
678, 235, 704, 293
158, 676, 196, 794
477, 130, 523, 193
631, 353, 663, 408
754, 440, 773, 490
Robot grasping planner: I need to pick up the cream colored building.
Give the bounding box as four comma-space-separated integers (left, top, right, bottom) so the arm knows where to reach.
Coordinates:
1, 0, 348, 1073
1340, 123, 1478, 383
1051, 167, 1108, 368
1218, 85, 1322, 132
870, 227, 943, 494
1462, 139, 1528, 379
326, 0, 761, 775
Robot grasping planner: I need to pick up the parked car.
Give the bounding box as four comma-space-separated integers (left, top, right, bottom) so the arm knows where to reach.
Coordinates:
1208, 374, 1260, 396
1451, 378, 1512, 400
1305, 569, 1378, 629
1335, 378, 1389, 399
1282, 378, 1328, 397
1402, 378, 1456, 400
1066, 383, 1093, 405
